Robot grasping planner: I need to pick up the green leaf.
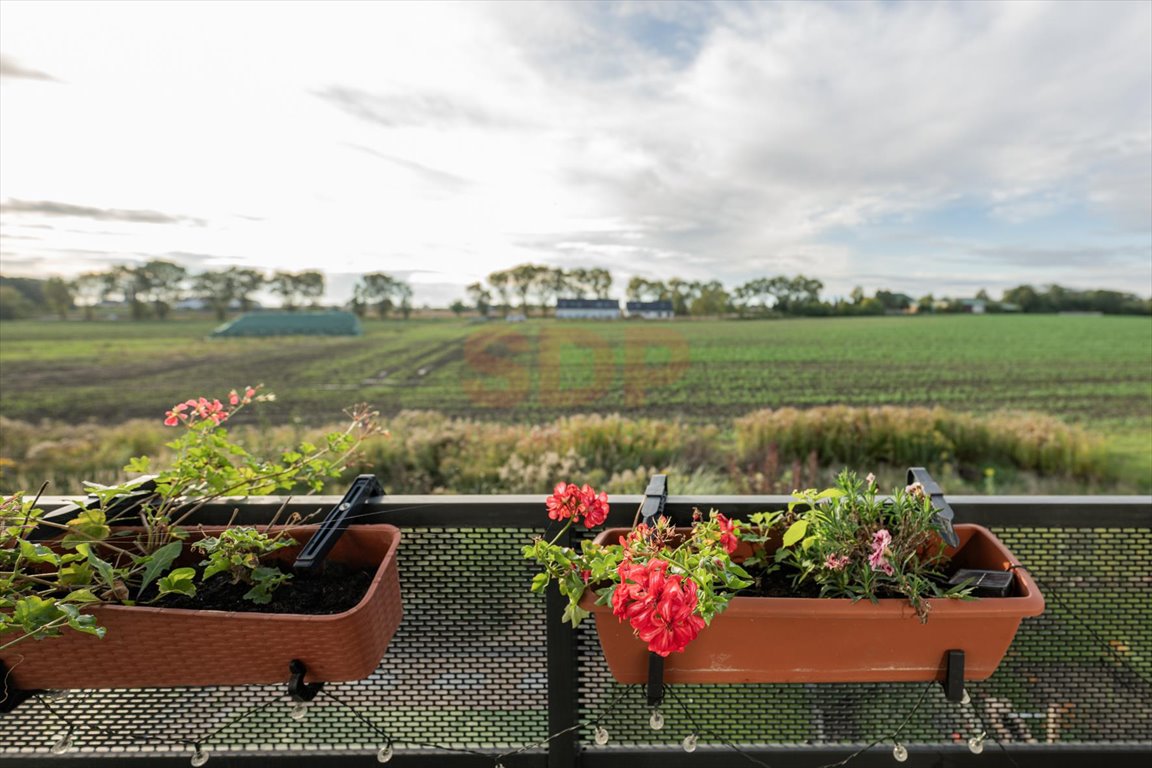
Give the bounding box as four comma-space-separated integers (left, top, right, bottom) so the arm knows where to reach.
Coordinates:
136, 541, 182, 595
13, 595, 64, 634
18, 539, 59, 565
86, 547, 118, 591
57, 562, 93, 587
561, 601, 590, 628
530, 572, 550, 593
62, 509, 110, 548
782, 519, 808, 547
157, 567, 197, 598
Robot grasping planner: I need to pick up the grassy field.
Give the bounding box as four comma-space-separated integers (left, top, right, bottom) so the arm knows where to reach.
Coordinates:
0, 314, 1149, 494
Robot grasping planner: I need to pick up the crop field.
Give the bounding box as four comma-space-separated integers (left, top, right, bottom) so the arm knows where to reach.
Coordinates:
1, 314, 1149, 494
0, 314, 1148, 424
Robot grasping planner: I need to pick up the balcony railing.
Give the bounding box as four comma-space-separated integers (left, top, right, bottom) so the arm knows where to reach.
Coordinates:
2, 493, 1150, 767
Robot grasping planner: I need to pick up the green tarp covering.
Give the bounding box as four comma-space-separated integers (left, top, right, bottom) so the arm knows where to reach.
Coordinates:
212, 311, 362, 337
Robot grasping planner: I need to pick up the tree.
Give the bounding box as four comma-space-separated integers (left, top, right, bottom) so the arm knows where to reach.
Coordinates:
449, 299, 467, 317
487, 269, 512, 316
396, 283, 413, 320
270, 271, 324, 310
355, 272, 401, 318
72, 272, 109, 320
133, 260, 188, 319
227, 268, 265, 312
42, 277, 73, 319
509, 263, 545, 314
466, 282, 492, 318
0, 285, 35, 320
689, 280, 730, 316
193, 270, 238, 321
587, 268, 612, 299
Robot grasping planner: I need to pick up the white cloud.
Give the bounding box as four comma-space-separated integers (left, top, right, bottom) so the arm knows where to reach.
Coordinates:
0, 0, 1148, 302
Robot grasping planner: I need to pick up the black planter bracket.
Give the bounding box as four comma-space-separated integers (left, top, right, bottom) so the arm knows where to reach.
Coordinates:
287, 659, 324, 702
293, 474, 383, 571
907, 467, 959, 548
942, 649, 965, 702
639, 474, 668, 527
646, 653, 665, 708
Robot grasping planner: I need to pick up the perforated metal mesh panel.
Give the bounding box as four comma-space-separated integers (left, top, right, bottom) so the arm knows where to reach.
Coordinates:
1, 522, 1149, 760
0, 527, 549, 758
576, 526, 1152, 748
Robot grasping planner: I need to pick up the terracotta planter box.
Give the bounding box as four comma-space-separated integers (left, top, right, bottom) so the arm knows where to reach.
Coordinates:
2, 524, 403, 690
581, 523, 1043, 684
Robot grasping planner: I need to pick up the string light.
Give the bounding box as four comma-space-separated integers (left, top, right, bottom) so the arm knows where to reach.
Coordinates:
290, 702, 308, 722
682, 733, 698, 753
891, 742, 908, 762
967, 731, 986, 755
190, 744, 210, 766
49, 729, 74, 755
649, 708, 665, 730
376, 743, 393, 763
594, 725, 610, 745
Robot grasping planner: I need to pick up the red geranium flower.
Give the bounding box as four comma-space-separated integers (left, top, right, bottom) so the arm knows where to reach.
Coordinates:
611, 558, 706, 657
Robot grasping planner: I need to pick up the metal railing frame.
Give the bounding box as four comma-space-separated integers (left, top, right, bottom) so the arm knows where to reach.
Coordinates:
8, 493, 1152, 768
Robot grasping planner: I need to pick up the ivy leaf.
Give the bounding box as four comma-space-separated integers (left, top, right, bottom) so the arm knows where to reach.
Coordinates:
530, 572, 550, 593
561, 601, 590, 628
19, 539, 60, 565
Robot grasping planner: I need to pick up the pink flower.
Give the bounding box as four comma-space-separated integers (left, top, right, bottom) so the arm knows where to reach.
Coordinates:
865, 473, 876, 487
869, 529, 894, 576
824, 553, 850, 571
229, 390, 240, 406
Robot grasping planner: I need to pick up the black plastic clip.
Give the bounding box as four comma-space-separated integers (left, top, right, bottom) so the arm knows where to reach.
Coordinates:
639, 474, 668, 527
942, 649, 965, 702
287, 659, 324, 702
647, 653, 665, 708
292, 475, 383, 571
0, 662, 41, 714
907, 467, 959, 548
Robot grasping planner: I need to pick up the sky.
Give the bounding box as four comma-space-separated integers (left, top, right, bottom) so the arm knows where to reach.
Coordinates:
1, 0, 1150, 307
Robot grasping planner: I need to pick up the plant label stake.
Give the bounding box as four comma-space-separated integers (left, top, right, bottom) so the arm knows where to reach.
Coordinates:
293, 475, 384, 571
907, 467, 959, 548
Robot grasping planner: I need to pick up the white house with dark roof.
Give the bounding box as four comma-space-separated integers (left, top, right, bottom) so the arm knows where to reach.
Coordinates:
625, 300, 674, 319
555, 298, 620, 319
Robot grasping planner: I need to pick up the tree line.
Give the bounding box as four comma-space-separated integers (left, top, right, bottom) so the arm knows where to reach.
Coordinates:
1, 260, 1148, 321
0, 262, 417, 321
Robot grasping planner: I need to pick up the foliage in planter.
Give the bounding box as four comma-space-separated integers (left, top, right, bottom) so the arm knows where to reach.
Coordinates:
525, 471, 972, 657
1, 386, 386, 650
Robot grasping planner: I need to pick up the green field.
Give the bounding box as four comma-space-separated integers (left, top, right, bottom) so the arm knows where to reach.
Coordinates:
1, 314, 1149, 423
1, 314, 1149, 494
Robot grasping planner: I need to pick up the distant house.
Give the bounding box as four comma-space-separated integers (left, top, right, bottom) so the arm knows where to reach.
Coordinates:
555, 298, 620, 320
959, 299, 987, 315
625, 300, 674, 319
211, 311, 362, 337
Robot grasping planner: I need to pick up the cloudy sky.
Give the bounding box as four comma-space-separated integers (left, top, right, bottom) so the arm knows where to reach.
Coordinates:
1, 0, 1149, 306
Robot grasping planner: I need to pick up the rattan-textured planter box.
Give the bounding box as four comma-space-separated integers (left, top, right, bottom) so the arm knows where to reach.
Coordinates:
1, 524, 403, 690
581, 523, 1043, 684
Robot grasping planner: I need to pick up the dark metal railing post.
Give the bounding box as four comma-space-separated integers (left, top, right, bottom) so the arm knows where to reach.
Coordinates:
546, 526, 580, 768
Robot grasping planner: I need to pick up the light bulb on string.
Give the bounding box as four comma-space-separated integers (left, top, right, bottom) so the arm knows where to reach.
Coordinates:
968, 731, 986, 754
190, 745, 210, 767
682, 733, 698, 753
961, 689, 971, 705
290, 702, 308, 722
649, 709, 665, 731
43, 689, 71, 702
376, 743, 393, 763
892, 742, 908, 762
594, 725, 610, 745
49, 730, 74, 755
